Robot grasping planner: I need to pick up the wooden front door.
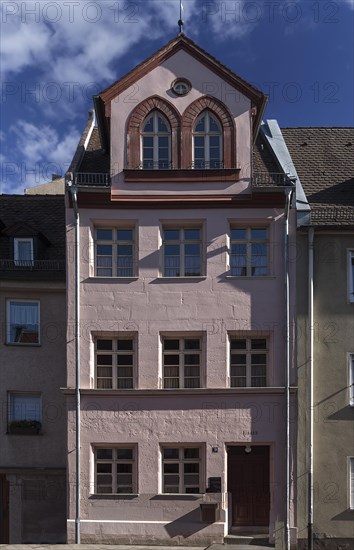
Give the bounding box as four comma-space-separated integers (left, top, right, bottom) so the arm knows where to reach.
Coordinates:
228, 446, 270, 527
0, 475, 9, 543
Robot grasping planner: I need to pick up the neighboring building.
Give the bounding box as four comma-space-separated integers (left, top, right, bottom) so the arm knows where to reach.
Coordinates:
0, 195, 67, 543
25, 175, 65, 195
65, 35, 298, 546
283, 128, 354, 549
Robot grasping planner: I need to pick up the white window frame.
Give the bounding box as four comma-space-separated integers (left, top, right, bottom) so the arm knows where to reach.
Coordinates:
6, 299, 40, 345
95, 336, 136, 389
349, 457, 354, 509
95, 227, 136, 277
161, 225, 203, 277
141, 111, 171, 170
94, 445, 137, 494
14, 237, 34, 266
193, 111, 223, 169
229, 335, 268, 387
8, 392, 42, 430
161, 445, 203, 494
162, 335, 203, 389
229, 226, 269, 277
349, 354, 354, 407
348, 250, 354, 303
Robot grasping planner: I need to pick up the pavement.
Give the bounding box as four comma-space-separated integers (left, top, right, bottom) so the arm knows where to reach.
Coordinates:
0, 545, 274, 550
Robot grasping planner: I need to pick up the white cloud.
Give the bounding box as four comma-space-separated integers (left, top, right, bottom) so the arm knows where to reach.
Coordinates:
0, 120, 81, 193
342, 0, 354, 8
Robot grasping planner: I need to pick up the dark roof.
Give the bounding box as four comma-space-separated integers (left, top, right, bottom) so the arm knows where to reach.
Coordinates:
281, 127, 354, 226
0, 195, 66, 279
78, 127, 110, 174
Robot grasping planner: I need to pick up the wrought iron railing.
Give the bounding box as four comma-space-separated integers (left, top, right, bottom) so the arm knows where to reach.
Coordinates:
0, 259, 65, 271
75, 173, 110, 185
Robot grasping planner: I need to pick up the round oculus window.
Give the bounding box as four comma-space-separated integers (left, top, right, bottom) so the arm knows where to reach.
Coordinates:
171, 78, 191, 96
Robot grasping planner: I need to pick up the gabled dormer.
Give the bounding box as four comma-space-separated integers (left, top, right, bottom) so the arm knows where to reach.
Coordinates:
92, 34, 267, 201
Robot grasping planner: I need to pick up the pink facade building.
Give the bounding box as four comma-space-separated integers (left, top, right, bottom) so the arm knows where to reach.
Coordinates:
65, 35, 298, 546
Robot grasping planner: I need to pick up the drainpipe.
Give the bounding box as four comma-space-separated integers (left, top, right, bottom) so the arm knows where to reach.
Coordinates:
307, 227, 314, 550
284, 186, 293, 550
69, 182, 81, 544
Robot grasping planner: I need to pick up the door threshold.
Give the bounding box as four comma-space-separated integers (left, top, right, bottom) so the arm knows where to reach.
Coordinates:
230, 526, 269, 535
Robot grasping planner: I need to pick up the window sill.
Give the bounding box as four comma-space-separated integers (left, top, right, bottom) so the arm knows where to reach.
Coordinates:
152, 494, 204, 500
88, 276, 139, 281
6, 431, 42, 436
158, 276, 207, 280
89, 493, 139, 500
5, 342, 41, 347
124, 168, 240, 183
225, 275, 275, 280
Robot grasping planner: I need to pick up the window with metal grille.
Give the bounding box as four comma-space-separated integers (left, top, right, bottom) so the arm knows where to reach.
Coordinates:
163, 337, 201, 389
230, 337, 268, 387
162, 446, 202, 494
95, 447, 136, 494
95, 338, 135, 389
162, 227, 202, 277
230, 227, 268, 276
95, 228, 135, 277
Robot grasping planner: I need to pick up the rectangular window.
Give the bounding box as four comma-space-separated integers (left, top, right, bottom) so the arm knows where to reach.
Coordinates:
349, 354, 354, 406
350, 458, 354, 509
230, 337, 268, 387
348, 250, 354, 303
95, 338, 135, 389
8, 393, 41, 433
162, 446, 202, 494
95, 446, 137, 494
163, 337, 201, 389
14, 238, 34, 266
162, 227, 202, 277
95, 228, 135, 277
6, 300, 40, 344
230, 227, 268, 276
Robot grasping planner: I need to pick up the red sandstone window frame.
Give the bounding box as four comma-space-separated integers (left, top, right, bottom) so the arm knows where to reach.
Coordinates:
125, 95, 238, 179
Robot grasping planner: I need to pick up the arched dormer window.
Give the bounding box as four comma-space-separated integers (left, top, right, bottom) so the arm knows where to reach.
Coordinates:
141, 111, 171, 169
182, 96, 236, 170
193, 111, 222, 169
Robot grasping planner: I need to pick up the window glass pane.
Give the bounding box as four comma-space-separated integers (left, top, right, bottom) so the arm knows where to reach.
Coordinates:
209, 115, 220, 131
97, 449, 113, 460
163, 340, 180, 351
164, 229, 180, 241
117, 340, 133, 351
96, 340, 112, 350
97, 355, 112, 366
184, 339, 200, 350
97, 244, 112, 256
116, 448, 133, 460
251, 339, 267, 349
158, 116, 169, 132
195, 116, 205, 132
96, 229, 112, 240
251, 228, 267, 240
143, 116, 154, 132
231, 228, 247, 240
209, 135, 220, 147
163, 448, 179, 459
184, 244, 200, 256
10, 394, 41, 422
231, 339, 246, 350
164, 463, 179, 473
194, 136, 204, 147
184, 229, 200, 241
184, 448, 199, 459
9, 301, 39, 344
164, 355, 180, 366
117, 229, 133, 241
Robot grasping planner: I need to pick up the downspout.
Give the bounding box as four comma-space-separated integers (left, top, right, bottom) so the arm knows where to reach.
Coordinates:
284, 186, 293, 550
307, 227, 314, 550
69, 183, 81, 544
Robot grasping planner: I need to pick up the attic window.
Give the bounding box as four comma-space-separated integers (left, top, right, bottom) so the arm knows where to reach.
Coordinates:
171, 78, 191, 96
14, 238, 34, 267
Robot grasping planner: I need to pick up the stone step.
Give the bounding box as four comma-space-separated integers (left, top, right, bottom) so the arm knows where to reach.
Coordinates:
224, 534, 274, 547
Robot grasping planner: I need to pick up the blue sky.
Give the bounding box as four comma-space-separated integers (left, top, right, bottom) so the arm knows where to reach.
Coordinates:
1, 0, 353, 194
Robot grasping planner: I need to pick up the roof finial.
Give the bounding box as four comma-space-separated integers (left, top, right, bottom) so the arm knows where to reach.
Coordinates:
178, 0, 184, 34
